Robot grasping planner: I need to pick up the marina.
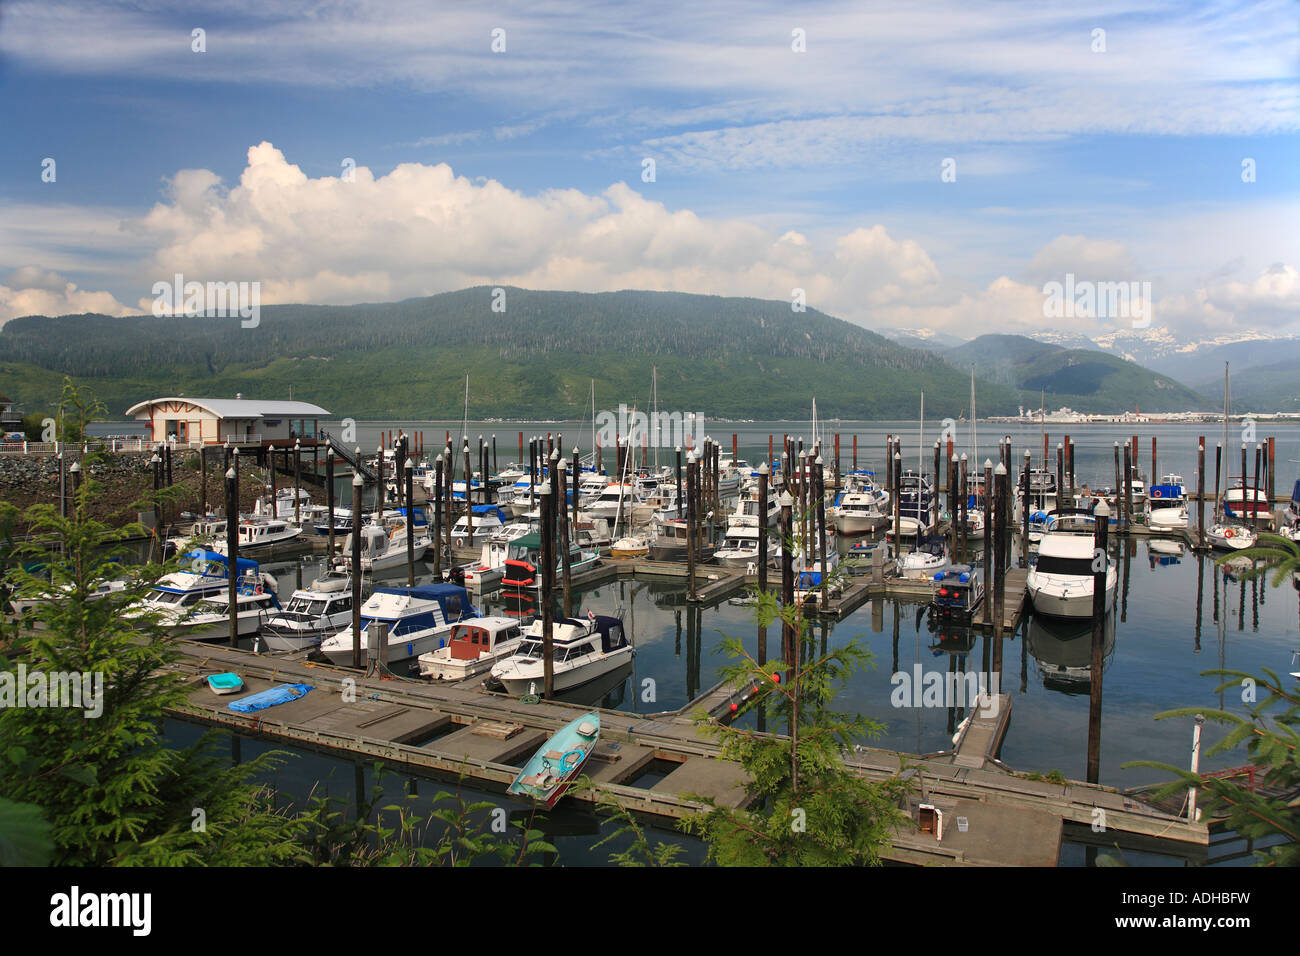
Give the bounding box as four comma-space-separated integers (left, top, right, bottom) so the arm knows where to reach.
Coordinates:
11, 412, 1293, 867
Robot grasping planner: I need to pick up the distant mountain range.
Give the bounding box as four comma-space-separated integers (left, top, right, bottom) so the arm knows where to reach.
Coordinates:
885, 325, 1300, 411
936, 334, 1211, 413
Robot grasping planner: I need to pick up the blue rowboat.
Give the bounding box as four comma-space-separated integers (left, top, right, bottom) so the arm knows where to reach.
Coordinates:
507, 711, 600, 808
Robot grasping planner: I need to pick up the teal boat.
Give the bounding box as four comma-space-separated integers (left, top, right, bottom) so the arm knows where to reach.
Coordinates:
206, 672, 245, 695
507, 711, 600, 808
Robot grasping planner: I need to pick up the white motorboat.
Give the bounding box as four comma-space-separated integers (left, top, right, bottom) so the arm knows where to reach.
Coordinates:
1146, 475, 1188, 531
320, 584, 476, 665
135, 550, 274, 620
417, 616, 525, 681
831, 490, 889, 534
338, 519, 430, 572
609, 534, 650, 557
586, 482, 638, 522
212, 517, 303, 554
172, 588, 281, 641
1027, 514, 1117, 619
261, 569, 358, 651
490, 613, 633, 697
500, 533, 600, 587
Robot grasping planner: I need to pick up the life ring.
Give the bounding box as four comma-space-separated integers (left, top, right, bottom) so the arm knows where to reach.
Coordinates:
254, 583, 264, 593
559, 749, 584, 772
1151, 488, 1162, 499
1224, 528, 1235, 538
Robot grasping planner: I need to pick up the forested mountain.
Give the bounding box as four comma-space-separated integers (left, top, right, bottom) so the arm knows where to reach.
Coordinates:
0, 287, 1023, 420
939, 334, 1213, 412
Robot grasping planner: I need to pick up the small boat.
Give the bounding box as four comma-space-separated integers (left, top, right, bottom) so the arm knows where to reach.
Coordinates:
500, 533, 599, 587
609, 534, 650, 558
173, 586, 282, 641
831, 490, 889, 534
337, 520, 430, 573
507, 712, 600, 808
1206, 522, 1258, 551
206, 672, 245, 695
212, 517, 303, 554
647, 517, 714, 562
458, 540, 511, 590
314, 507, 368, 537
417, 616, 525, 681
896, 535, 950, 580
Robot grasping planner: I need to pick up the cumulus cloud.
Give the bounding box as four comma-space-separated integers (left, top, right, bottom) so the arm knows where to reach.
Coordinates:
4, 144, 1298, 343
0, 273, 134, 323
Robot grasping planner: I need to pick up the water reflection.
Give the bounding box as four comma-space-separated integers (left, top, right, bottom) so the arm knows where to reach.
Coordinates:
1026, 612, 1116, 694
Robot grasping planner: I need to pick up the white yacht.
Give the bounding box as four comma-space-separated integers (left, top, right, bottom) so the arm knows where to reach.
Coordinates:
450, 505, 507, 547
490, 613, 633, 697
261, 570, 358, 651
212, 517, 303, 555
1027, 514, 1117, 619
896, 536, 951, 581
338, 518, 430, 572
830, 490, 889, 534
417, 616, 525, 681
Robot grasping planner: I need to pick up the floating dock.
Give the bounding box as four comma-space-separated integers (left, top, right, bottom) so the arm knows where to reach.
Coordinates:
168, 637, 1209, 867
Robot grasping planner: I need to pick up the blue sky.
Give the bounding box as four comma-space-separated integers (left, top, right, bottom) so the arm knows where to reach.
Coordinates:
1, 0, 1297, 340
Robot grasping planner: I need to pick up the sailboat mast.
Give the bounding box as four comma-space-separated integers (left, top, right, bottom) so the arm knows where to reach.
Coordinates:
1220, 362, 1229, 519
590, 380, 596, 471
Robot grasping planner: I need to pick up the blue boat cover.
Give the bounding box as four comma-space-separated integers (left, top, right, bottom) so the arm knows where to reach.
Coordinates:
228, 683, 313, 713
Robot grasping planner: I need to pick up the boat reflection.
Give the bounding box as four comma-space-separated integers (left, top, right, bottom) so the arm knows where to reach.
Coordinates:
1027, 611, 1116, 694
1146, 539, 1184, 569
551, 660, 635, 710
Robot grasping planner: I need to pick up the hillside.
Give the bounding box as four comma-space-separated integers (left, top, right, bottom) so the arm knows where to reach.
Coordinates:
1193, 357, 1300, 413
940, 334, 1213, 412
0, 288, 1025, 421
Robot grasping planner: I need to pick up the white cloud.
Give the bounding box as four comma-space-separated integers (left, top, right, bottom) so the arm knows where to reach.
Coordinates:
3, 143, 1297, 343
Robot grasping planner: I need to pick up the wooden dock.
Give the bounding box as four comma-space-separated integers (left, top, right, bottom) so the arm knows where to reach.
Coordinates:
167, 637, 1208, 866
970, 568, 1028, 632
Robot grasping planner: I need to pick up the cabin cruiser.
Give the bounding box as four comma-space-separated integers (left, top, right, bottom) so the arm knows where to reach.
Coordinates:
166, 515, 228, 555
586, 483, 638, 522
212, 516, 303, 555
726, 489, 781, 530
831, 490, 889, 534
314, 507, 368, 537
1014, 467, 1059, 523
450, 539, 511, 590
261, 569, 358, 650
450, 505, 507, 547
336, 518, 430, 572
1027, 513, 1117, 619
136, 550, 275, 619
490, 613, 633, 697
172, 587, 281, 641
417, 616, 524, 681
320, 584, 476, 666
713, 526, 778, 569
1146, 475, 1188, 531
647, 517, 715, 562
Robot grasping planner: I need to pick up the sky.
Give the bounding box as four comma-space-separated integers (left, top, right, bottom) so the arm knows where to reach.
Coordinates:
1, 0, 1298, 342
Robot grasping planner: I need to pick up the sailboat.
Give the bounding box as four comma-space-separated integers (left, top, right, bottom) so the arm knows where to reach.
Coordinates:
1206, 363, 1258, 552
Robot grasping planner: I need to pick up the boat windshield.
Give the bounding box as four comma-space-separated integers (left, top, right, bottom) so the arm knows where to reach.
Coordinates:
1035, 555, 1095, 576
514, 640, 544, 659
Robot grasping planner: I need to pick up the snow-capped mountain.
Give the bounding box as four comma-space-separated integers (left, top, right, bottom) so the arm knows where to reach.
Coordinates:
1091, 326, 1300, 379
882, 327, 968, 350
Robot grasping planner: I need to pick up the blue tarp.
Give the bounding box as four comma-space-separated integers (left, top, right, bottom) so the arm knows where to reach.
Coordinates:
228, 683, 313, 713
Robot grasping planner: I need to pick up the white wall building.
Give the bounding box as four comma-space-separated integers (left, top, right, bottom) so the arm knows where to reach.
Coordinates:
125, 395, 330, 447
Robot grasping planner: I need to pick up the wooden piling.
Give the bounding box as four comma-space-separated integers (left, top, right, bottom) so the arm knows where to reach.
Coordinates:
351, 472, 363, 668
1087, 500, 1111, 784
226, 454, 239, 648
